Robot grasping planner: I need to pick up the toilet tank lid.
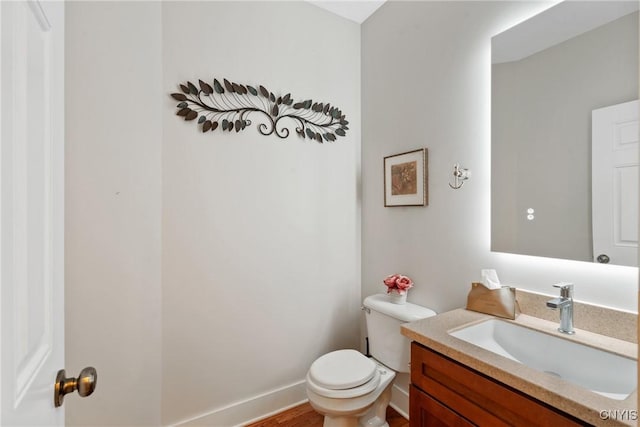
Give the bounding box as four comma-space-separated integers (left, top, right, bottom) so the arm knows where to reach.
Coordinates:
363, 294, 436, 322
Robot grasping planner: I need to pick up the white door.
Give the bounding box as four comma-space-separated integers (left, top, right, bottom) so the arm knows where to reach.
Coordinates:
592, 100, 639, 266
1, 1, 65, 424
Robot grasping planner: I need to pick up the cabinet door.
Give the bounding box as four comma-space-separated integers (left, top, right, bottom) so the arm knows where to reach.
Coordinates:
410, 385, 473, 427
411, 343, 587, 427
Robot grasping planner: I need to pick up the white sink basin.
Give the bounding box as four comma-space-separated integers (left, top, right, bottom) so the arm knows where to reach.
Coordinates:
449, 319, 637, 400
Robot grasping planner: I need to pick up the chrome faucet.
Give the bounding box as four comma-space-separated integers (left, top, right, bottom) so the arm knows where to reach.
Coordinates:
546, 283, 575, 334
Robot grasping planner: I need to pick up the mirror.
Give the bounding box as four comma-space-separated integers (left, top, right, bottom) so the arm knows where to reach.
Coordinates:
491, 1, 639, 266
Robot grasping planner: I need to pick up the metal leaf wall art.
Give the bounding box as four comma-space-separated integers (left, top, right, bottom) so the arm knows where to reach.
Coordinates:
170, 78, 349, 142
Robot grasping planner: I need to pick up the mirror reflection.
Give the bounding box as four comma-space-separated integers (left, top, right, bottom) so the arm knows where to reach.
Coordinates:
491, 1, 639, 266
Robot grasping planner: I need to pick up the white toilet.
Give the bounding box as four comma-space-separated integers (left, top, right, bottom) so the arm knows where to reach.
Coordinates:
306, 294, 436, 427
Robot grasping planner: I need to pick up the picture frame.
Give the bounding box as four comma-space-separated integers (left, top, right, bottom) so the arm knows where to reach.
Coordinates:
384, 148, 428, 207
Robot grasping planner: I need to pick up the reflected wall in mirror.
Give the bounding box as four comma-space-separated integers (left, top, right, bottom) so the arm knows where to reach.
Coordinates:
491, 1, 639, 266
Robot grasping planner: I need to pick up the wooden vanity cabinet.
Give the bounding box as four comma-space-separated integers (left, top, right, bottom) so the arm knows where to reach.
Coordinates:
409, 342, 589, 427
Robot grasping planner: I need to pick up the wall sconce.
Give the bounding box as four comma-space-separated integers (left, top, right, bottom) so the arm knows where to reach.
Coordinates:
449, 163, 470, 189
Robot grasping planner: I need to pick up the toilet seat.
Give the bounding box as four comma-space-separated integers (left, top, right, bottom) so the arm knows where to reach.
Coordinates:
307, 350, 381, 399
306, 369, 381, 399
309, 350, 377, 389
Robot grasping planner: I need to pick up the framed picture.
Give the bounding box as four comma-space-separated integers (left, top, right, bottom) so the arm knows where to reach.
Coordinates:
384, 148, 428, 207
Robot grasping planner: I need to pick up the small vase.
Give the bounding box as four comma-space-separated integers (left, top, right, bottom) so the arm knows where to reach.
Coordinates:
388, 290, 407, 305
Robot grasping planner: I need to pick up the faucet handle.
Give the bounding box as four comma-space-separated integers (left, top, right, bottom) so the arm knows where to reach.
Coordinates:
553, 282, 574, 298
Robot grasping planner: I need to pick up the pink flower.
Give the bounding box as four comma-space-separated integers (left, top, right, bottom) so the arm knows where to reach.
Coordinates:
395, 275, 413, 291
382, 274, 414, 294
383, 274, 400, 287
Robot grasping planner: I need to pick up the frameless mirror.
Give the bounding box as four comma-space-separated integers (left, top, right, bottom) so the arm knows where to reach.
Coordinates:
491, 1, 639, 267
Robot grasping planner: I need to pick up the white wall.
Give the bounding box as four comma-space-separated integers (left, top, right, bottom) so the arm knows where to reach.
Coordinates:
161, 2, 360, 425
65, 2, 162, 425
66, 1, 360, 425
361, 0, 638, 404
362, 0, 638, 316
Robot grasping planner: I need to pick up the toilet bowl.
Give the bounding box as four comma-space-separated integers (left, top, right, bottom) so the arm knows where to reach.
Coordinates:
306, 350, 395, 427
306, 294, 437, 427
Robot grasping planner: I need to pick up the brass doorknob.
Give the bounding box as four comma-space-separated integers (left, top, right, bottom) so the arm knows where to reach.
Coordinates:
54, 367, 97, 407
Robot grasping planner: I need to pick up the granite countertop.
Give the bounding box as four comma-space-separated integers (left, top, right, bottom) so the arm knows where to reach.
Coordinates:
401, 309, 638, 426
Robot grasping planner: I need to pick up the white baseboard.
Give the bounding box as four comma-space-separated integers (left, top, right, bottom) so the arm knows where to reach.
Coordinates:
172, 380, 307, 427
171, 380, 410, 427
389, 384, 409, 420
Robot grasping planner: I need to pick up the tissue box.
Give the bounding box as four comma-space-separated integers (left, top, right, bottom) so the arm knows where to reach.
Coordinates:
466, 282, 519, 320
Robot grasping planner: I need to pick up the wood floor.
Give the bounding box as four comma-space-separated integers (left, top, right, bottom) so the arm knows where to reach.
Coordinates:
246, 402, 409, 427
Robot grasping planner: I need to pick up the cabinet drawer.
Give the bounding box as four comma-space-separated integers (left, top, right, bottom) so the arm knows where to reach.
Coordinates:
411, 343, 587, 427
410, 385, 474, 427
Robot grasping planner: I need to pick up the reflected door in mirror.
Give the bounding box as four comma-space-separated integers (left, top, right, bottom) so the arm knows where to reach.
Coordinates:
592, 100, 638, 267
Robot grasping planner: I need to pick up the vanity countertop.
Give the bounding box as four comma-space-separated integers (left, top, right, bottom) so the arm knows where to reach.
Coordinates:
401, 309, 638, 426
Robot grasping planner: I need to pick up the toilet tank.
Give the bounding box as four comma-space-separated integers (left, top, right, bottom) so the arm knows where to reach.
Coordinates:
363, 294, 436, 373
